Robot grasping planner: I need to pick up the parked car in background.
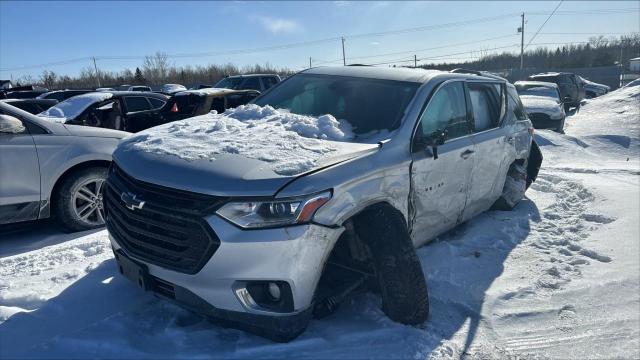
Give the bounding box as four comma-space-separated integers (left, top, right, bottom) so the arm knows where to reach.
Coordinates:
0, 85, 49, 99
128, 86, 152, 92
528, 72, 585, 110
38, 91, 169, 131
515, 81, 566, 133
0, 98, 58, 114
124, 88, 261, 132
37, 89, 94, 102
160, 84, 187, 94
106, 66, 542, 341
0, 102, 127, 231
96, 87, 116, 91
579, 76, 610, 98
214, 74, 281, 92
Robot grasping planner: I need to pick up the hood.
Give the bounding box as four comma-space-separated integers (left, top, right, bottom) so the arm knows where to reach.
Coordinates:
113, 141, 378, 197
520, 95, 563, 116
64, 124, 129, 139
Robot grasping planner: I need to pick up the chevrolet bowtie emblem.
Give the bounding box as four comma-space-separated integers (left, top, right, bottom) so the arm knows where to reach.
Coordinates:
121, 192, 145, 211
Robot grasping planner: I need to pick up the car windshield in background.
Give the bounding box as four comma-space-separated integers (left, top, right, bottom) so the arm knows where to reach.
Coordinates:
253, 74, 419, 135
214, 77, 244, 89
517, 86, 560, 100
38, 92, 113, 120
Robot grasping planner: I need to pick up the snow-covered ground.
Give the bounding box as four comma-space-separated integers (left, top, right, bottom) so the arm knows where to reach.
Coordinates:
1, 85, 638, 359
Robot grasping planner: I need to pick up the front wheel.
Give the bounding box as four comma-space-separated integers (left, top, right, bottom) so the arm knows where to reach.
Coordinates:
353, 205, 429, 325
54, 167, 108, 232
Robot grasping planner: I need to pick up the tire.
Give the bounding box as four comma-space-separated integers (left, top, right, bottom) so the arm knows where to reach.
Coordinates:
492, 162, 527, 211
54, 167, 108, 232
353, 204, 429, 325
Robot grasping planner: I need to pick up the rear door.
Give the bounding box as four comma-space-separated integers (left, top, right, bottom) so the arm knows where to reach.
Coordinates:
461, 81, 510, 221
410, 80, 475, 245
0, 110, 41, 224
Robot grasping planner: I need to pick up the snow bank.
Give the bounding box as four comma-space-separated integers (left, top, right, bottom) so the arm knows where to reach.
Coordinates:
565, 84, 639, 141
122, 104, 355, 176
38, 92, 112, 122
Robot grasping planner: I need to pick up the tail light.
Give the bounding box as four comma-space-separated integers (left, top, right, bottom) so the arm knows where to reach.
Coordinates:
170, 103, 178, 113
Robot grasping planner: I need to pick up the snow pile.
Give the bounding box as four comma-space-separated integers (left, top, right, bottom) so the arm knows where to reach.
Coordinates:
38, 92, 112, 122
566, 84, 639, 140
122, 104, 355, 176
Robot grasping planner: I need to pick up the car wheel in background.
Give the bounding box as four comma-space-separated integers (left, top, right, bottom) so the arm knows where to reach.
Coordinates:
54, 167, 108, 232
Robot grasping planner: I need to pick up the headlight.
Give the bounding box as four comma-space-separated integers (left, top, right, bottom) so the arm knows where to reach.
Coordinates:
216, 191, 332, 229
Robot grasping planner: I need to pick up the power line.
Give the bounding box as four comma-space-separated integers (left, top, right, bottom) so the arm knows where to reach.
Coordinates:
524, 0, 563, 50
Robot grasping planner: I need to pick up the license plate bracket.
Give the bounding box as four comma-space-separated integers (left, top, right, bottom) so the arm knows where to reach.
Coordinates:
115, 250, 151, 291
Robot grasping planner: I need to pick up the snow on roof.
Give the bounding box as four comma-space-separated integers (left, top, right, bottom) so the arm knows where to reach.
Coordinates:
629, 57, 640, 61
161, 84, 187, 93
122, 104, 355, 176
305, 66, 443, 83
175, 88, 236, 96
515, 80, 559, 88
37, 92, 112, 122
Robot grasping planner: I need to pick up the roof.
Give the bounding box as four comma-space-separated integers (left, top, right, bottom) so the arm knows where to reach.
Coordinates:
103, 91, 169, 99
529, 72, 571, 78
303, 66, 445, 83
630, 57, 640, 61
225, 73, 279, 78
175, 88, 258, 97
0, 98, 58, 105
514, 80, 559, 89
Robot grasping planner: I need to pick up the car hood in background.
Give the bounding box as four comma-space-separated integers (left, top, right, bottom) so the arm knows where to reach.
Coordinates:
112, 141, 378, 197
520, 95, 564, 117
64, 124, 129, 139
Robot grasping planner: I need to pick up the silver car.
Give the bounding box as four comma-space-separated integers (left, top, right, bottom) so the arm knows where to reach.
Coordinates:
515, 80, 566, 133
106, 67, 542, 341
0, 102, 127, 231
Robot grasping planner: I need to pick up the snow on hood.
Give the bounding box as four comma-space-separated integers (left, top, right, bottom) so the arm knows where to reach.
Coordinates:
38, 92, 113, 122
121, 104, 358, 176
520, 95, 563, 117
161, 84, 187, 94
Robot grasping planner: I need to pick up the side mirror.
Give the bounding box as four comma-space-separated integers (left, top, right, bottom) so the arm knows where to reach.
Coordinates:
0, 114, 26, 134
415, 129, 447, 159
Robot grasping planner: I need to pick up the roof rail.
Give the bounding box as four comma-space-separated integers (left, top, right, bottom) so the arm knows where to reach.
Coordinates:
450, 68, 507, 81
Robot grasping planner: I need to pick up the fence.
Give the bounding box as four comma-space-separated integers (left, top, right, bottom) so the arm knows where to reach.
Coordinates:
491, 65, 625, 90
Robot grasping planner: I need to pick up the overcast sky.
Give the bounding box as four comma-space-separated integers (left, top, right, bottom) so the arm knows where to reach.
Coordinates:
1, 1, 638, 80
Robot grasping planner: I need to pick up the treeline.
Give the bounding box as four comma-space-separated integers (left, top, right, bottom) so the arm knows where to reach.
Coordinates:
16, 52, 294, 90
419, 34, 640, 71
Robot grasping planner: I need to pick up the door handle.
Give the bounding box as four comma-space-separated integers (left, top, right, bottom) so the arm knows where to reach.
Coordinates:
460, 149, 474, 159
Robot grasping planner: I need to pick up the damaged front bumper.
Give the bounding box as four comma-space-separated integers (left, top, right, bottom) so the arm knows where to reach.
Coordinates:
109, 215, 343, 340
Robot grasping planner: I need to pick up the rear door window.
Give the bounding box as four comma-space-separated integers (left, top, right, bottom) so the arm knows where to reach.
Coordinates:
147, 97, 165, 109
124, 96, 151, 113
506, 87, 528, 121
241, 77, 261, 91
262, 76, 278, 89
468, 82, 502, 132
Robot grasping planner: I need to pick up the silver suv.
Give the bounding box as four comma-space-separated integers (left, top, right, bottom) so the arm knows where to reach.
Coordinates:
106, 67, 542, 341
0, 102, 127, 231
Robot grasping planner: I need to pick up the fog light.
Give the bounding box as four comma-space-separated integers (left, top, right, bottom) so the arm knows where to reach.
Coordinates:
267, 282, 281, 301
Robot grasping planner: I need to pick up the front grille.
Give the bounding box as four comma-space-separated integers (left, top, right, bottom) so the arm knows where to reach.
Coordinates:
528, 112, 551, 122
105, 164, 227, 274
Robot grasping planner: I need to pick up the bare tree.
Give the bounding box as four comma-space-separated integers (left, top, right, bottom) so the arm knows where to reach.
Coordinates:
143, 51, 170, 85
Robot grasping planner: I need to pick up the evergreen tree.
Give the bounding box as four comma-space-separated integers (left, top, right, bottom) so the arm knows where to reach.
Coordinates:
134, 67, 145, 84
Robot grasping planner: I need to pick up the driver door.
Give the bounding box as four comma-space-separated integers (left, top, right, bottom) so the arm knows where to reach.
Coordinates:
0, 111, 41, 224
410, 80, 475, 246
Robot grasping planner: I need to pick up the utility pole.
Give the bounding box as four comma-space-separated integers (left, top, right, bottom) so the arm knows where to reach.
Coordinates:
519, 12, 525, 70
414, 55, 417, 68
92, 57, 101, 87
341, 37, 346, 66
309, 57, 312, 69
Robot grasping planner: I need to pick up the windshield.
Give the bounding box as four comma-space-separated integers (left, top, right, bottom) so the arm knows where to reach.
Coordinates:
38, 92, 113, 119
516, 85, 560, 101
253, 73, 419, 135
214, 77, 244, 89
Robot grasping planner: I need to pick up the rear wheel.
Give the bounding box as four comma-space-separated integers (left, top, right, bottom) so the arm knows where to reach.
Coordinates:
54, 167, 108, 232
492, 162, 528, 211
